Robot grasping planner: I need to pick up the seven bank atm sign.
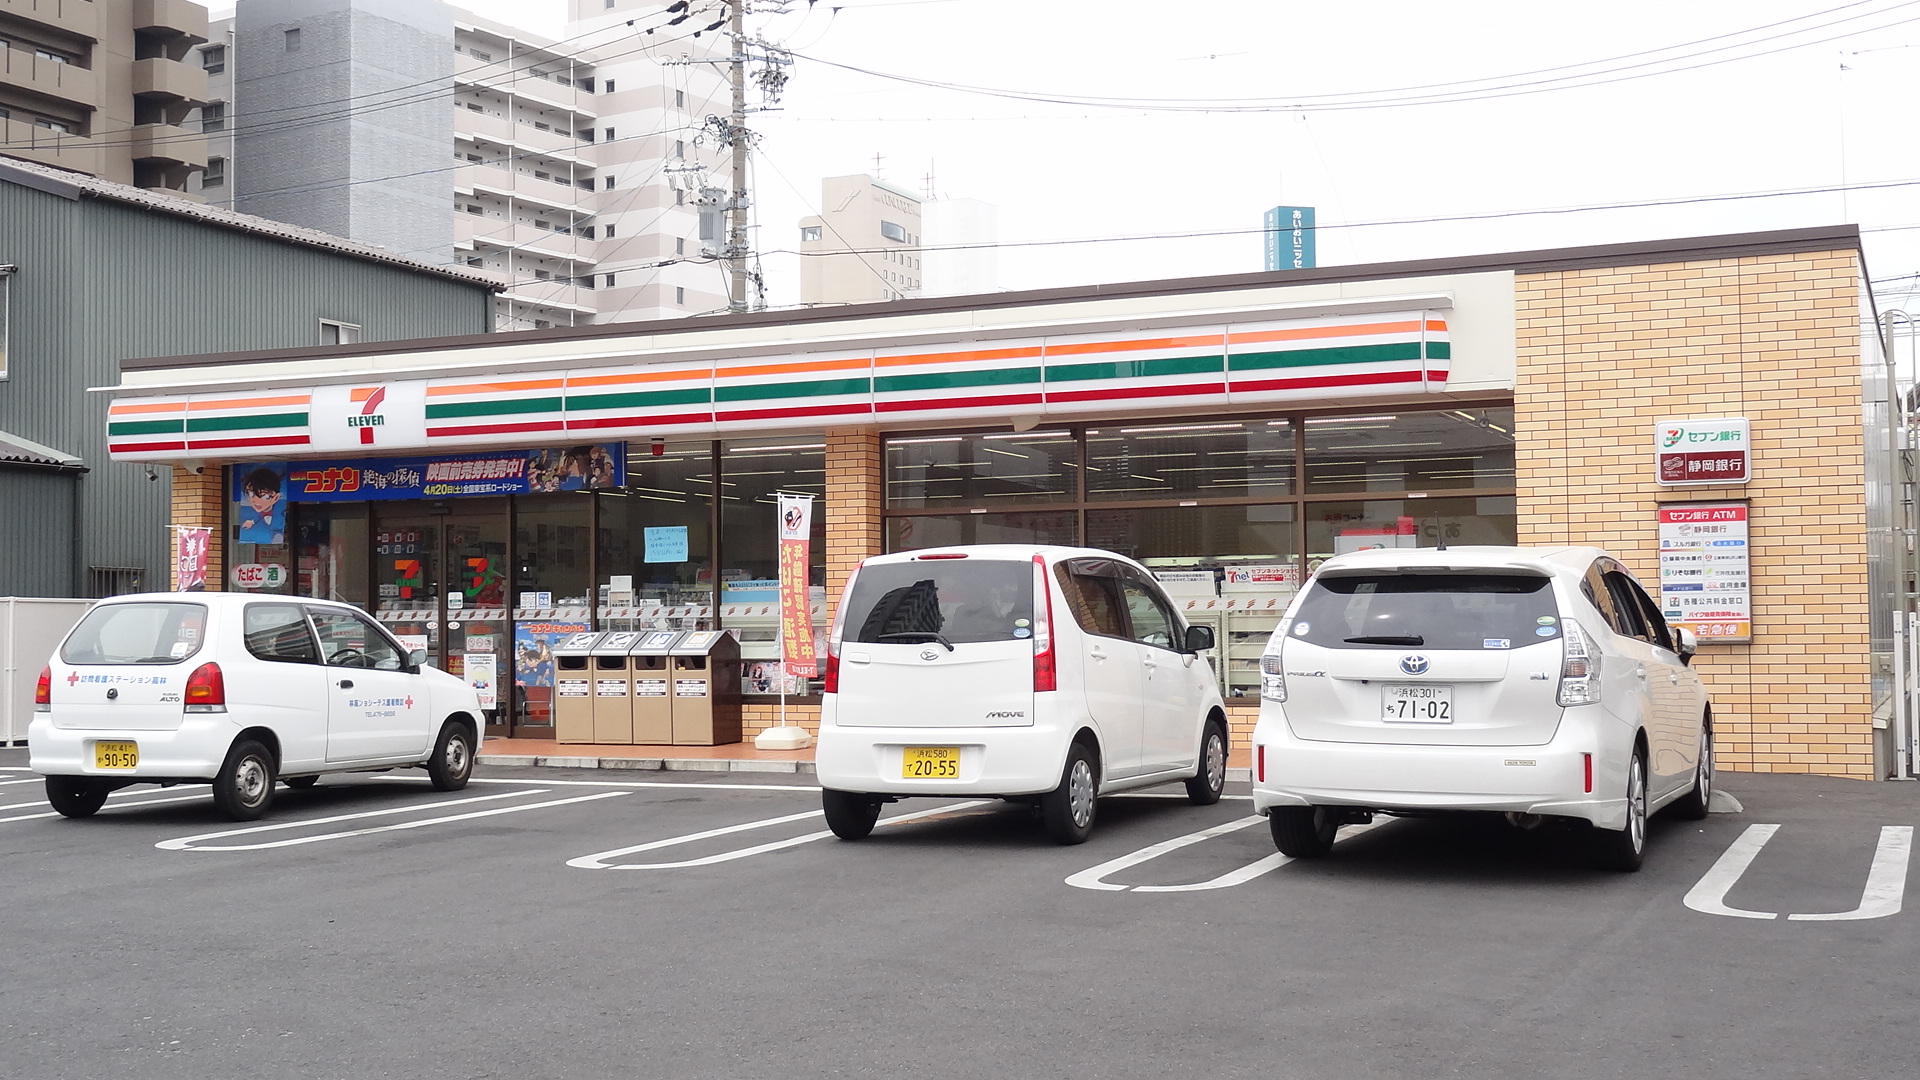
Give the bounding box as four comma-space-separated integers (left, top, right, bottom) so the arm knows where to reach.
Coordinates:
1655, 416, 1750, 486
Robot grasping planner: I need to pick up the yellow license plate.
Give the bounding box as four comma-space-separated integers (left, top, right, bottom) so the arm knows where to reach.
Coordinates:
902, 746, 960, 780
94, 741, 139, 770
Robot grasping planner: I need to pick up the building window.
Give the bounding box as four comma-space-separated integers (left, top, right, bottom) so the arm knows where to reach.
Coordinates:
285, 28, 302, 52
603, 176, 615, 190
466, 204, 482, 214
466, 102, 483, 112
203, 157, 225, 187
675, 286, 685, 304
471, 49, 491, 62
578, 77, 595, 93
604, 127, 615, 141
675, 237, 684, 254
201, 102, 225, 133
604, 273, 617, 287
674, 139, 684, 158
465, 153, 482, 163
37, 119, 69, 133
534, 319, 552, 329
580, 226, 595, 240
675, 89, 685, 108
466, 256, 483, 267
319, 320, 361, 345
880, 220, 908, 243
202, 45, 225, 74
801, 225, 822, 242
675, 189, 683, 206
88, 567, 145, 599
534, 269, 551, 280
578, 275, 596, 289
534, 219, 551, 231
604, 79, 615, 92
35, 49, 68, 64
604, 224, 616, 238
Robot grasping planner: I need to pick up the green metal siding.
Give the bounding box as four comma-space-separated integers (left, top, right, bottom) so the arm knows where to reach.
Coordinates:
0, 466, 79, 596
0, 179, 492, 597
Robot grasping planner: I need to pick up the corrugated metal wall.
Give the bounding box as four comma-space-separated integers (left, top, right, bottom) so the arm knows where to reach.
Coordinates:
0, 179, 493, 597
0, 466, 79, 596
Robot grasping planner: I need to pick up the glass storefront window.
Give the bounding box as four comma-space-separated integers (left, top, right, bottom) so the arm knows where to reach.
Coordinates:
887, 509, 1079, 552
1305, 496, 1518, 574
885, 430, 1078, 507
599, 442, 714, 624
294, 502, 369, 606
1304, 408, 1514, 493
230, 464, 294, 595
1084, 420, 1293, 501
721, 437, 827, 695
1084, 503, 1297, 571
513, 494, 593, 733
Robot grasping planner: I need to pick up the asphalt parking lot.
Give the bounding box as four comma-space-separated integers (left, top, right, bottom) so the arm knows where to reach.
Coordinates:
0, 746, 1915, 1080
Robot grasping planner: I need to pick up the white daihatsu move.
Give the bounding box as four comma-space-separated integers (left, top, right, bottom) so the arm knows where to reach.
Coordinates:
815, 545, 1230, 844
1250, 546, 1712, 871
30, 593, 485, 822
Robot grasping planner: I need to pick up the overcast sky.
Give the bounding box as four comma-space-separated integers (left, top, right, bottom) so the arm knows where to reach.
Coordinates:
461, 0, 1920, 313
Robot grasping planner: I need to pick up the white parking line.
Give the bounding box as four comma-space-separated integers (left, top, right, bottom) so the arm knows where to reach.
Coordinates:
399, 776, 825, 794
1686, 824, 1913, 921
157, 789, 626, 851
1067, 817, 1382, 893
569, 800, 996, 870
0, 777, 47, 787
0, 792, 213, 825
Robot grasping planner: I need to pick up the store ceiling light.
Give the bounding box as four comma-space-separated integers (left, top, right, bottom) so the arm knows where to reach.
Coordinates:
728, 443, 826, 452
981, 431, 1069, 440
889, 436, 964, 445
1118, 423, 1244, 434
1303, 415, 1398, 425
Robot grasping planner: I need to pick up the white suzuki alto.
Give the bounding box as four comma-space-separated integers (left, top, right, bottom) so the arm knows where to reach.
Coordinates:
1250, 546, 1712, 871
30, 593, 485, 821
815, 545, 1230, 844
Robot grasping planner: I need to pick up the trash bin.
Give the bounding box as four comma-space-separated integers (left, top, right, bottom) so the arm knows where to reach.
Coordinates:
553, 631, 603, 744
629, 629, 683, 745
590, 630, 644, 745
667, 630, 742, 746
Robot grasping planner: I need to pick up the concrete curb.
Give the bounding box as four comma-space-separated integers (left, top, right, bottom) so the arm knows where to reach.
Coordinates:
480, 752, 817, 776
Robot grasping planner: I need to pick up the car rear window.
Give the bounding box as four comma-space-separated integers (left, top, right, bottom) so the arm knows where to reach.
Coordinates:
61, 602, 208, 665
1289, 572, 1559, 651
844, 559, 1035, 645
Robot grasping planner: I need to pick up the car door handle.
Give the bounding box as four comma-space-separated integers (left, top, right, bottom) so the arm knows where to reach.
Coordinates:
1089, 647, 1108, 661
338, 679, 354, 689
1634, 667, 1646, 679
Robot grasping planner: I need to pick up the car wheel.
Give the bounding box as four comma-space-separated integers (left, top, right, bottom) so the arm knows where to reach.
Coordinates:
284, 776, 319, 790
1591, 746, 1648, 872
45, 777, 109, 819
1040, 742, 1099, 845
1269, 806, 1338, 858
1670, 722, 1712, 821
427, 721, 475, 792
1184, 720, 1228, 806
822, 789, 882, 840
212, 739, 277, 822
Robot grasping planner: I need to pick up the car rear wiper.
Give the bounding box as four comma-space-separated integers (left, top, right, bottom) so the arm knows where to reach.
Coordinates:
1344, 635, 1425, 646
875, 631, 956, 651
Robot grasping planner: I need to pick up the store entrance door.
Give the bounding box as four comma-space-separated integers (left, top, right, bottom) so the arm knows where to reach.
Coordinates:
370, 501, 512, 733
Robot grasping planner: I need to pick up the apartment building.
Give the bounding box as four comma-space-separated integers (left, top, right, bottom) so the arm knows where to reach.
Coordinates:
0, 0, 210, 195
187, 0, 731, 330
798, 173, 1000, 305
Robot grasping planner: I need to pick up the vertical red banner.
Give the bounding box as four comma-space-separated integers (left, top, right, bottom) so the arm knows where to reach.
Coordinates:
778, 494, 817, 677
175, 527, 211, 591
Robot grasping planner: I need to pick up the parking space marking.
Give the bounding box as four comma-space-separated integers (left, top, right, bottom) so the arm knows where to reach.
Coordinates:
1787, 826, 1912, 922
157, 789, 626, 851
1686, 824, 1913, 921
402, 776, 824, 794
1067, 817, 1382, 893
0, 792, 212, 825
0, 777, 47, 787
569, 800, 996, 870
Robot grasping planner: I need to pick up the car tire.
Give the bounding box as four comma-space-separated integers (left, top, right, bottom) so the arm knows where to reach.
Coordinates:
284, 776, 319, 790
1040, 742, 1100, 845
1269, 806, 1338, 858
822, 789, 881, 839
1591, 746, 1648, 872
427, 720, 475, 792
45, 777, 109, 819
1670, 722, 1713, 821
212, 739, 277, 822
1184, 719, 1228, 806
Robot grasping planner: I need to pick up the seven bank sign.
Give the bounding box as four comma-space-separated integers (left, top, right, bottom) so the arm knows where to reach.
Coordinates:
1655, 416, 1750, 486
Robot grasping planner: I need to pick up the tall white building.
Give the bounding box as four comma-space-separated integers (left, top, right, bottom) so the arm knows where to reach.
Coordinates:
190, 0, 732, 330
797, 174, 998, 306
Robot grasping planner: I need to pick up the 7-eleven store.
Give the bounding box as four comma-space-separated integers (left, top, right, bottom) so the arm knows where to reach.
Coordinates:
111, 227, 1897, 778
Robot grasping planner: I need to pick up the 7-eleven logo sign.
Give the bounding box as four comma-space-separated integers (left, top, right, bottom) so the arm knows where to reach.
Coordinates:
348, 387, 387, 445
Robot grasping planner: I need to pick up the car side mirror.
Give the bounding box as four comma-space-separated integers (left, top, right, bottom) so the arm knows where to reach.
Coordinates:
408, 649, 430, 671
1672, 627, 1697, 665
1184, 624, 1215, 653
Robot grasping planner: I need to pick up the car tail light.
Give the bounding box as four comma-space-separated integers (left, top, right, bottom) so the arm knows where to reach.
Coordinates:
1556, 620, 1601, 707
1031, 554, 1056, 693
822, 569, 860, 696
34, 665, 51, 711
1256, 744, 1266, 783
184, 662, 227, 712
1260, 652, 1287, 702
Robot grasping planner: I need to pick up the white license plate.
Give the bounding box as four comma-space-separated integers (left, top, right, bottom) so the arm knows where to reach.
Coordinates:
1382, 684, 1453, 723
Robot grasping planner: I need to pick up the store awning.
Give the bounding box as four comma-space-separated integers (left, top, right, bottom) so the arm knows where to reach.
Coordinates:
0, 429, 86, 471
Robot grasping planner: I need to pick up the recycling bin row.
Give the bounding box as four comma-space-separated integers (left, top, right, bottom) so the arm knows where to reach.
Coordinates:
553, 629, 743, 746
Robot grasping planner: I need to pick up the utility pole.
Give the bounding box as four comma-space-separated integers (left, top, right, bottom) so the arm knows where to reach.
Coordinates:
727, 0, 749, 313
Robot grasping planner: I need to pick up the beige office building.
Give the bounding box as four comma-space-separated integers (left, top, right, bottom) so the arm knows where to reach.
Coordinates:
0, 0, 210, 194
799, 173, 926, 306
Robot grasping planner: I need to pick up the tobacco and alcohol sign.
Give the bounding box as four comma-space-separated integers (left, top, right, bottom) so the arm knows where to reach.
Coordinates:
1655, 417, 1749, 485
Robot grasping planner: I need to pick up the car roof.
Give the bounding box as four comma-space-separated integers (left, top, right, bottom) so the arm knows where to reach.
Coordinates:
89, 592, 363, 613
1312, 545, 1611, 583
860, 544, 1146, 568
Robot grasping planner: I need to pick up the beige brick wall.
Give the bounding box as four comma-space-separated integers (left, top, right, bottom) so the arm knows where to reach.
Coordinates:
169, 465, 227, 591
824, 428, 883, 626
1514, 250, 1871, 777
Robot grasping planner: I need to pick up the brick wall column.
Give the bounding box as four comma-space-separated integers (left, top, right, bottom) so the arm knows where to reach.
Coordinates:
170, 464, 226, 591
824, 428, 882, 625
